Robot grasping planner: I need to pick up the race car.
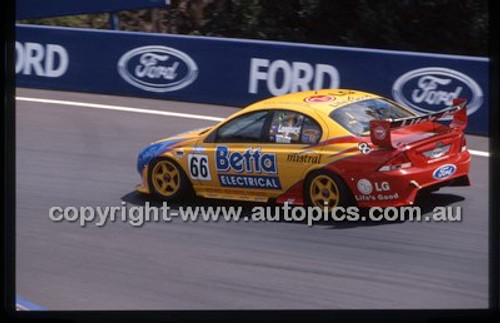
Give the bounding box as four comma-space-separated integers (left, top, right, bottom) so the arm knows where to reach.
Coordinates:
135, 89, 470, 208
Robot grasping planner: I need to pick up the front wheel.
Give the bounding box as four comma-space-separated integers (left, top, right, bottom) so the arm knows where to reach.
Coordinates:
304, 170, 352, 210
148, 157, 193, 201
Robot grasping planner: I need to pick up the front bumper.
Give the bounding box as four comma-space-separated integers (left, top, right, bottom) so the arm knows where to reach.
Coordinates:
347, 150, 471, 208
135, 165, 151, 195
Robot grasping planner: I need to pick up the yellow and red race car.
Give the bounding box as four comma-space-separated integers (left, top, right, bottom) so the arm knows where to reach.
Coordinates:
136, 89, 470, 208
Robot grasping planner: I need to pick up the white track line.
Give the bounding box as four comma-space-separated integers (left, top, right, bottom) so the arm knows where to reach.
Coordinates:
468, 149, 490, 157
16, 96, 489, 158
16, 96, 224, 122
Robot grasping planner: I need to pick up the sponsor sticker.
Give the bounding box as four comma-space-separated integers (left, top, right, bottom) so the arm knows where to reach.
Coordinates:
373, 126, 387, 140
117, 45, 198, 93
215, 146, 280, 189
328, 94, 372, 108
275, 134, 292, 143
287, 153, 322, 164
357, 179, 392, 196
358, 142, 372, 154
218, 174, 281, 189
304, 95, 335, 103
174, 149, 185, 159
302, 129, 320, 144
357, 179, 373, 195
192, 146, 206, 153
432, 164, 457, 180
355, 180, 396, 201
215, 146, 277, 174
278, 125, 301, 134
355, 193, 399, 202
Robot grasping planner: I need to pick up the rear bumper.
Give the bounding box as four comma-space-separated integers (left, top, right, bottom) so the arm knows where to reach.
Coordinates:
348, 150, 471, 208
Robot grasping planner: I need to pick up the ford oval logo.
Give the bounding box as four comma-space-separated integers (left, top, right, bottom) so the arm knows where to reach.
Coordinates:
392, 67, 483, 120
118, 45, 198, 93
432, 164, 457, 180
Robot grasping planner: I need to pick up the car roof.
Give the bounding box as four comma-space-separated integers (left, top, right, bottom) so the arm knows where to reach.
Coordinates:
244, 89, 382, 116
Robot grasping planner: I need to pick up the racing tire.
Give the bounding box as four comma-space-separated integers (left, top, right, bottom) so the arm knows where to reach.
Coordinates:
304, 170, 353, 210
148, 157, 194, 202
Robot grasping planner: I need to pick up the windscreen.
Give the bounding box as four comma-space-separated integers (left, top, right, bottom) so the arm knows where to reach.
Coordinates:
329, 98, 417, 136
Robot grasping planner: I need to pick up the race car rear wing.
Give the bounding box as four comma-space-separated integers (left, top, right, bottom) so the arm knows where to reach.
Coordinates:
369, 98, 467, 148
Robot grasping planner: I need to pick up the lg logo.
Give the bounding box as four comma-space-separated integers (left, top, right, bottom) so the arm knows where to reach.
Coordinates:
249, 58, 340, 96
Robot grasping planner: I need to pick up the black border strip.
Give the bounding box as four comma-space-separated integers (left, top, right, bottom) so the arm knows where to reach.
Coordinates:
3, 0, 499, 321
3, 0, 16, 318
488, 0, 500, 311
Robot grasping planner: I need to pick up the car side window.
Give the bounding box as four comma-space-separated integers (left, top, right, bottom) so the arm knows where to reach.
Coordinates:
215, 111, 269, 143
300, 116, 322, 144
268, 111, 322, 144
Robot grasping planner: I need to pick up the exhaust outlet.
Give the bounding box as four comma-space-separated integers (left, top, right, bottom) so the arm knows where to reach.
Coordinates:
409, 180, 421, 189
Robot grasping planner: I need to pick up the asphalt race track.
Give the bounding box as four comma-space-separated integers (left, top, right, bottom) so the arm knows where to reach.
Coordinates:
15, 88, 489, 310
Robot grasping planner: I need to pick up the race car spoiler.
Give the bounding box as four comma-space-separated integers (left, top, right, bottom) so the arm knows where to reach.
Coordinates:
369, 98, 467, 148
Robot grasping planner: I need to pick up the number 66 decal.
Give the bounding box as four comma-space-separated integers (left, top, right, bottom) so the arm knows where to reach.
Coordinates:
358, 142, 372, 154
188, 154, 211, 181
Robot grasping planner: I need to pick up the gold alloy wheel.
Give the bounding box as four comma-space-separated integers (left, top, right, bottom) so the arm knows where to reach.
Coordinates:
309, 174, 340, 209
151, 160, 181, 197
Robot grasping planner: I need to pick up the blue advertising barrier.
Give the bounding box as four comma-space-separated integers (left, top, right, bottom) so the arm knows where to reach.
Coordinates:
15, 24, 489, 135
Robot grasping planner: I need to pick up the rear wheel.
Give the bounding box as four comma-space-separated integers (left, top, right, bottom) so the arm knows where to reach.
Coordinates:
304, 171, 352, 211
148, 158, 193, 201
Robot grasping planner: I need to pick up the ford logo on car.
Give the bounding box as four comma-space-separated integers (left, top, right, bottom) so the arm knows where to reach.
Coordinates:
118, 45, 198, 93
392, 67, 483, 120
432, 164, 457, 180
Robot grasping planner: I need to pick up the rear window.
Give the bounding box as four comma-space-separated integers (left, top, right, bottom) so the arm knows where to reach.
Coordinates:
329, 98, 417, 136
